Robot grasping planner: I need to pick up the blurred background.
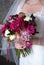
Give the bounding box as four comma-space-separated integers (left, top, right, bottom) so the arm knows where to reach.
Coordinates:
0, 0, 15, 24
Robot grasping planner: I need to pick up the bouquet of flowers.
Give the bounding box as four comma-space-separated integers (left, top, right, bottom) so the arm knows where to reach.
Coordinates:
1, 12, 37, 57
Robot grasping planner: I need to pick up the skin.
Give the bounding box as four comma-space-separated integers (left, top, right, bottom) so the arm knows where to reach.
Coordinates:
21, 0, 43, 14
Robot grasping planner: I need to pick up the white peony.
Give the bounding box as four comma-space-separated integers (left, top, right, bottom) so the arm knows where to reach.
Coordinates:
24, 16, 32, 21
5, 29, 10, 37
9, 35, 15, 40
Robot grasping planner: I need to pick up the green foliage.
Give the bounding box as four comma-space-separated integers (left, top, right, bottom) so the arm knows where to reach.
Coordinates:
7, 30, 15, 35
15, 48, 31, 57
16, 49, 20, 57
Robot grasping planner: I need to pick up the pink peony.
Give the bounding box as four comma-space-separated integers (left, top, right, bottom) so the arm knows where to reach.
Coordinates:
10, 21, 15, 31
10, 17, 25, 32
19, 17, 25, 29
14, 37, 26, 49
1, 24, 9, 33
16, 27, 21, 33
27, 24, 35, 34
26, 41, 32, 48
10, 19, 20, 31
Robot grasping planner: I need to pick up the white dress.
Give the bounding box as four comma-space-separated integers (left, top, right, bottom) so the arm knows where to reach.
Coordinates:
19, 7, 44, 65
19, 45, 44, 65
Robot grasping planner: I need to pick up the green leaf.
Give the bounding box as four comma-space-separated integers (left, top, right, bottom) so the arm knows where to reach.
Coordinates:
24, 48, 30, 54
16, 49, 20, 57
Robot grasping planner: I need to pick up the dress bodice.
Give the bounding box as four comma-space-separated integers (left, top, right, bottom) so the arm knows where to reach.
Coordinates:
33, 7, 44, 38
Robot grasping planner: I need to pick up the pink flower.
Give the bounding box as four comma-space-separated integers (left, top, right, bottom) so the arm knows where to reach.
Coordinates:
10, 21, 15, 31
27, 24, 35, 34
21, 30, 30, 41
19, 17, 25, 29
26, 41, 32, 48
10, 17, 25, 32
1, 24, 8, 33
7, 15, 12, 20
10, 20, 20, 32
16, 27, 21, 33
14, 37, 26, 49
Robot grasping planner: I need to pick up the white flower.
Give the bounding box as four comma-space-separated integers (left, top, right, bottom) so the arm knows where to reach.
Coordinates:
5, 29, 10, 37
9, 35, 15, 40
24, 16, 32, 21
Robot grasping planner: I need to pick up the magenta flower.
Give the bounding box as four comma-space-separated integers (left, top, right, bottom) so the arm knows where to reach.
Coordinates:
19, 17, 25, 29
10, 18, 20, 31
1, 24, 8, 33
26, 41, 32, 48
27, 24, 35, 34
7, 15, 12, 20
10, 17, 25, 32
16, 27, 21, 33
10, 21, 15, 31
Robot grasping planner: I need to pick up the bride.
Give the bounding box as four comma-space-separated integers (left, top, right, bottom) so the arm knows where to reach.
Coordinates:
0, 0, 44, 65
19, 0, 44, 65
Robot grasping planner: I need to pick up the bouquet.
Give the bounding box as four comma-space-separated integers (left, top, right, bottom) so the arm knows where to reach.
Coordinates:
1, 12, 37, 57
